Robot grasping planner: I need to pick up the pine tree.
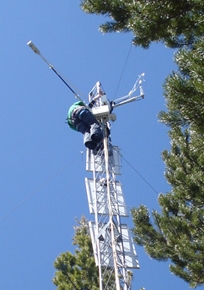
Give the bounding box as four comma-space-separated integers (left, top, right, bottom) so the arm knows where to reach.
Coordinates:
53, 216, 99, 290
80, 0, 204, 48
131, 38, 204, 288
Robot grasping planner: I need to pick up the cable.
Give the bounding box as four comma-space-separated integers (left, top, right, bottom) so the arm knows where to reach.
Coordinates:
113, 43, 132, 100
0, 153, 83, 222
116, 150, 159, 195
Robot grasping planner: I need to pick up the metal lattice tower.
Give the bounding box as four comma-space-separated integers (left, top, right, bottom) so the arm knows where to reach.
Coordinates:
85, 79, 144, 290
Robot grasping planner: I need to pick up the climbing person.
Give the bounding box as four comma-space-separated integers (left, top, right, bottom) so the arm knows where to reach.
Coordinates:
66, 93, 103, 150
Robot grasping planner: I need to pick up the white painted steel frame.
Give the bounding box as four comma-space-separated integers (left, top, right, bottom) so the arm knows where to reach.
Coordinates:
85, 133, 139, 290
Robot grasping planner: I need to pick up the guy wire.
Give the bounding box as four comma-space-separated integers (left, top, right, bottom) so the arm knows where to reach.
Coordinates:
113, 43, 132, 99
0, 153, 83, 222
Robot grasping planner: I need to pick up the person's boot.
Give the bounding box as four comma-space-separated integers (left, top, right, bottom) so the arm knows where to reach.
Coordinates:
85, 140, 97, 149
84, 131, 97, 149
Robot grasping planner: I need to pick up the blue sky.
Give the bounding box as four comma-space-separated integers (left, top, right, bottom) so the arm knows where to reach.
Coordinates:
0, 1, 198, 289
